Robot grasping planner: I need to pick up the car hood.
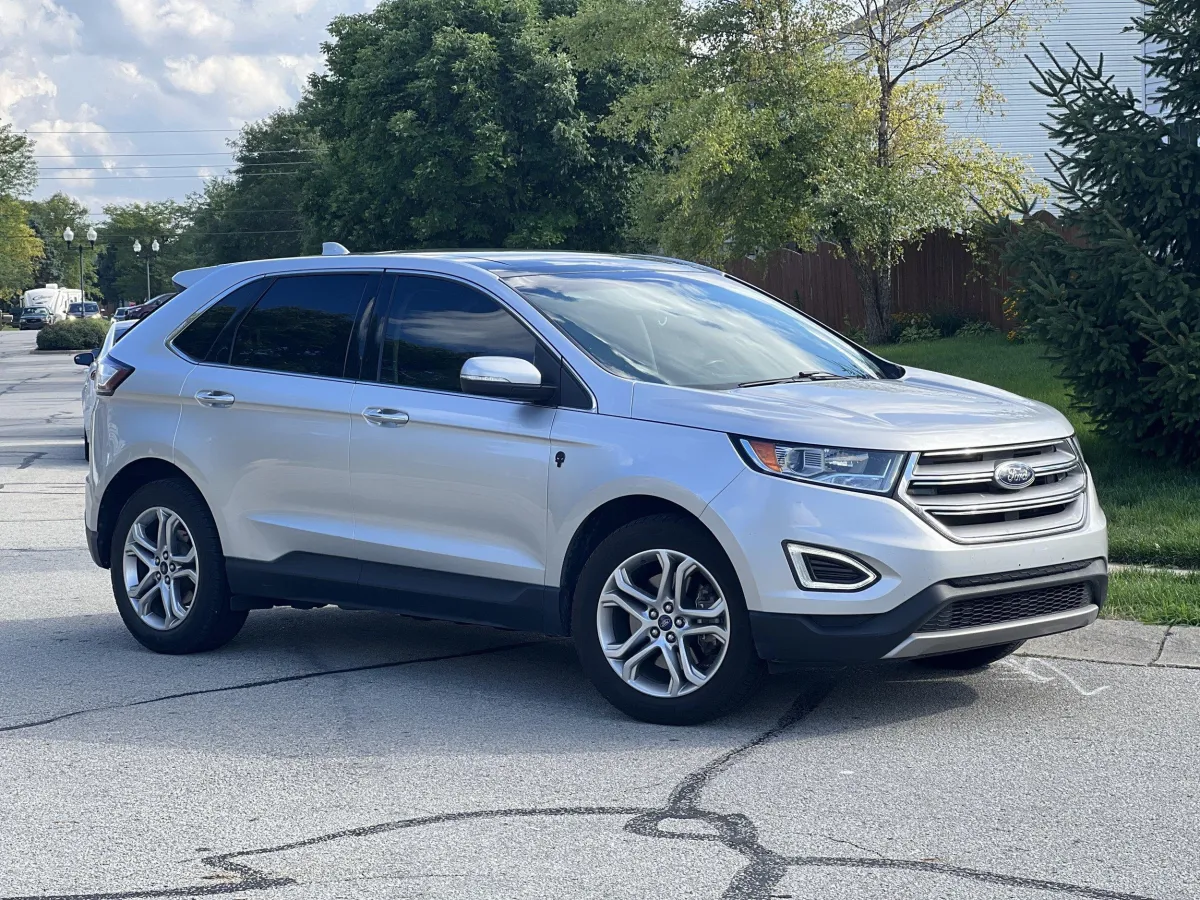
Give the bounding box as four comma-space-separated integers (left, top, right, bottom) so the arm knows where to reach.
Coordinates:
629, 367, 1073, 452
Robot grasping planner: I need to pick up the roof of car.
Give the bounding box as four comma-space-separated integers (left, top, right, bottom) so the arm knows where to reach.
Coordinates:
172, 251, 720, 290
372, 250, 719, 276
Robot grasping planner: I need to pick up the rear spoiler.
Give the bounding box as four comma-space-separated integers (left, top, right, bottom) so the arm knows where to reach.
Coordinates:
172, 264, 230, 290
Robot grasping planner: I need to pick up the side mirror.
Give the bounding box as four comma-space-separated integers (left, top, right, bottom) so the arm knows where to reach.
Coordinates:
460, 356, 555, 403
73, 351, 95, 367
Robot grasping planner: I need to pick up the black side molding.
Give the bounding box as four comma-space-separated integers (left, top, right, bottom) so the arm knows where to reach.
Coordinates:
226, 552, 564, 635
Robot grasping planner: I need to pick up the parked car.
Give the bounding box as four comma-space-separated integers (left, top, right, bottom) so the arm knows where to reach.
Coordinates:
21, 284, 78, 325
19, 306, 55, 329
75, 319, 138, 460
113, 306, 135, 321
68, 301, 103, 319
83, 251, 1108, 724
124, 292, 176, 320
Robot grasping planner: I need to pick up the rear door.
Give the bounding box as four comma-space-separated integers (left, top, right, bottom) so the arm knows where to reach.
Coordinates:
174, 272, 382, 596
348, 274, 558, 630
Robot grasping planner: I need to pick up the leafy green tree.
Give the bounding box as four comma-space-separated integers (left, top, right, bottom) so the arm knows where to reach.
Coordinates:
27, 193, 98, 294
301, 0, 638, 251
995, 0, 1200, 461
826, 0, 1053, 341
96, 202, 197, 307
0, 121, 40, 309
190, 111, 319, 264
563, 0, 1042, 341
0, 122, 36, 197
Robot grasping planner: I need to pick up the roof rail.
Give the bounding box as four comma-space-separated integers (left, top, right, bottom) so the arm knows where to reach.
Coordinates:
322, 242, 350, 256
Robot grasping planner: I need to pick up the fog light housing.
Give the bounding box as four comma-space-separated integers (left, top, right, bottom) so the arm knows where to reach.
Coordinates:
785, 543, 879, 592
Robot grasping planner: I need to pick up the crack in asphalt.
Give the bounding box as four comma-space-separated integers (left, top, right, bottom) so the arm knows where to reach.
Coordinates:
16, 452, 45, 470
0, 642, 539, 734
0, 679, 1165, 900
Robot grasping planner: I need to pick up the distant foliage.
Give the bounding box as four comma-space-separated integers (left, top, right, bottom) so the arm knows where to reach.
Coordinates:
36, 318, 109, 351
995, 0, 1200, 461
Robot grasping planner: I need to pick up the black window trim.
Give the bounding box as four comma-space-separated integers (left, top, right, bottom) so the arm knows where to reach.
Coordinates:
168, 270, 383, 384
365, 268, 595, 411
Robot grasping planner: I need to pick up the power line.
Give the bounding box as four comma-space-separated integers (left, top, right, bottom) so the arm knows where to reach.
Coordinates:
34, 150, 319, 158
39, 162, 316, 171
100, 229, 304, 236
21, 128, 241, 134
79, 208, 304, 217
39, 173, 304, 181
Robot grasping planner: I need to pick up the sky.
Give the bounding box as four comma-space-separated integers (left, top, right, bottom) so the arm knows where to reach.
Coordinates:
1, 0, 375, 220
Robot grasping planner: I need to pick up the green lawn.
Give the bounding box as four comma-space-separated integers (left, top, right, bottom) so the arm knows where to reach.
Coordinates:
874, 334, 1200, 625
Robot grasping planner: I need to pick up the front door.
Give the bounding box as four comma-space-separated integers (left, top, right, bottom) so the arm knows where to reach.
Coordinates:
349, 274, 556, 630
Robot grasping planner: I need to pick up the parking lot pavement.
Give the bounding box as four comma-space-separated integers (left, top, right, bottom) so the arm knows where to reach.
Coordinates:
2, 329, 1198, 900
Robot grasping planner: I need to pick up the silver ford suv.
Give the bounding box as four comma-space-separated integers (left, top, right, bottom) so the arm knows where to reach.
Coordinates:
84, 250, 1108, 724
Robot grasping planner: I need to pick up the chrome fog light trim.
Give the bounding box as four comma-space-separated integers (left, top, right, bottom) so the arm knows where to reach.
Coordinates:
784, 543, 880, 592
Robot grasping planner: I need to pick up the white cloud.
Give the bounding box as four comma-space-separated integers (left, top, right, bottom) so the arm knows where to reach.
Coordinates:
113, 0, 235, 41
0, 71, 56, 118
163, 53, 319, 116
0, 0, 81, 44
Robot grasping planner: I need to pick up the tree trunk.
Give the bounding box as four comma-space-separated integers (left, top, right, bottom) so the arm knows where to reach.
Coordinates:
844, 242, 892, 344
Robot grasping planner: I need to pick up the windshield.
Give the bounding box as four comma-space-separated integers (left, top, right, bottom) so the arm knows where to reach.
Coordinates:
507, 270, 884, 388
69, 303, 84, 315
22, 307, 49, 315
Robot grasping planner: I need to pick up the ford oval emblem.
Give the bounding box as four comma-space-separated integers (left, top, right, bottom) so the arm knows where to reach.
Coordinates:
993, 460, 1036, 491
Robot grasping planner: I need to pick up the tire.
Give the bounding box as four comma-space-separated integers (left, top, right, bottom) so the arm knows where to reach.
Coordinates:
912, 640, 1025, 671
109, 478, 247, 654
82, 435, 89, 462
572, 514, 764, 725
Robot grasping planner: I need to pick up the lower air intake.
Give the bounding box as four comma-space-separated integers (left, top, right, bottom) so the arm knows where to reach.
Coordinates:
918, 583, 1093, 633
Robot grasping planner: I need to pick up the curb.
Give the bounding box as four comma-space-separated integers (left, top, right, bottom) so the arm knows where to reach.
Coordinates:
1017, 619, 1199, 668
30, 349, 89, 355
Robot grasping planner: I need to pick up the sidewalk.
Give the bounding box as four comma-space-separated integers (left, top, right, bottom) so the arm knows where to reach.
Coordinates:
1018, 619, 1200, 668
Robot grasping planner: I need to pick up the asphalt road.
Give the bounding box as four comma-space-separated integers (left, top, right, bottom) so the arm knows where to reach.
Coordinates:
1, 326, 1198, 900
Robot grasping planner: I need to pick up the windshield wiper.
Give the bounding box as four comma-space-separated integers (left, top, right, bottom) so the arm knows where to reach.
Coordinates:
738, 371, 846, 388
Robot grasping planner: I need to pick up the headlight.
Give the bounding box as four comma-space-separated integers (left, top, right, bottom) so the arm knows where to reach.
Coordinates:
738, 439, 906, 495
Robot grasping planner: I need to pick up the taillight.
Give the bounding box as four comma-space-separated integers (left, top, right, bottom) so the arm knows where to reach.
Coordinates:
96, 357, 135, 396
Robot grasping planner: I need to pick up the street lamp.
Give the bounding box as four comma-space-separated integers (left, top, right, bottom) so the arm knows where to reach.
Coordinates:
132, 238, 160, 302
62, 226, 97, 304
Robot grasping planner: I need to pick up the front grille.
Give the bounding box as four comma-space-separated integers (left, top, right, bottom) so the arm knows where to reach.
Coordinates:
918, 583, 1093, 632
948, 559, 1098, 588
901, 438, 1088, 543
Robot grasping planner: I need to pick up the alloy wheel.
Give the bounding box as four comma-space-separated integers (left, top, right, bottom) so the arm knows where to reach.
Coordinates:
122, 506, 200, 631
596, 549, 731, 698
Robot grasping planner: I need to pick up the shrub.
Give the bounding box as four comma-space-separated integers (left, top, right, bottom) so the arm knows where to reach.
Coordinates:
929, 309, 969, 338
955, 320, 998, 338
892, 312, 941, 344
36, 318, 109, 351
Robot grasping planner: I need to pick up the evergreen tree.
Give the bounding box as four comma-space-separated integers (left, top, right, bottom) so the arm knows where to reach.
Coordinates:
996, 0, 1200, 461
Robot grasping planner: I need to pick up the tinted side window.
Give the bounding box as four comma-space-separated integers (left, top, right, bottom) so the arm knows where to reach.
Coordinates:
379, 276, 537, 392
230, 274, 373, 378
173, 279, 271, 362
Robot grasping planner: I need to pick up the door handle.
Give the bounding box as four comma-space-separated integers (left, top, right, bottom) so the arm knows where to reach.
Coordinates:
195, 390, 236, 408
362, 407, 410, 427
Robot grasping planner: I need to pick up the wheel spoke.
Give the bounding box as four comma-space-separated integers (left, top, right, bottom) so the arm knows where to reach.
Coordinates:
157, 581, 175, 628
654, 550, 674, 603
683, 598, 727, 620
676, 643, 709, 688
679, 624, 727, 641
170, 546, 196, 567
128, 542, 155, 569
601, 588, 647, 620
613, 567, 657, 609
165, 580, 189, 623
131, 527, 157, 555
671, 557, 697, 606
155, 508, 168, 555
603, 622, 653, 660
129, 568, 158, 600
659, 641, 684, 696
620, 640, 660, 683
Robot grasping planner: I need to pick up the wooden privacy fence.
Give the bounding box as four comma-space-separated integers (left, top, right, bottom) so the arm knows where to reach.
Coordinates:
725, 229, 1011, 329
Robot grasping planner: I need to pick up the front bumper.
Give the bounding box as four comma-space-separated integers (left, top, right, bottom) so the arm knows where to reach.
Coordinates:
748, 558, 1107, 663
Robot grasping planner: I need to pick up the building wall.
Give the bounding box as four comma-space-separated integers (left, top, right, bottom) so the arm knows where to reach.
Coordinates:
931, 0, 1149, 189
